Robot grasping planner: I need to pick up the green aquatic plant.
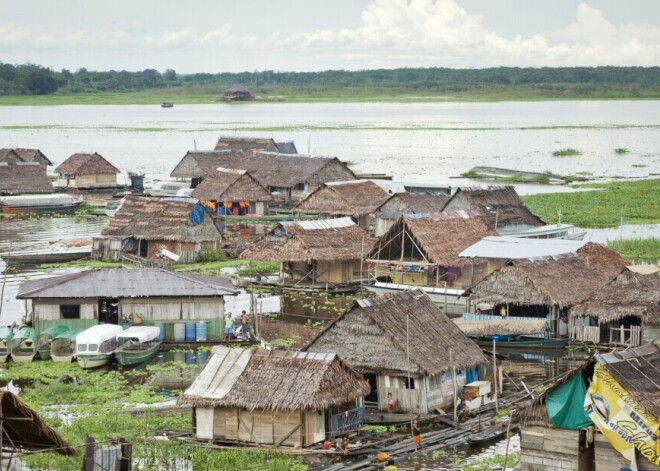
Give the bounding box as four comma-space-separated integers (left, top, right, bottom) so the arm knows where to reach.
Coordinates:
552, 148, 581, 157
607, 238, 660, 263
614, 147, 630, 154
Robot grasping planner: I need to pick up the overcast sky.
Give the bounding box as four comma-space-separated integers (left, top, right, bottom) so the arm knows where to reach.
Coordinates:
1, 0, 659, 73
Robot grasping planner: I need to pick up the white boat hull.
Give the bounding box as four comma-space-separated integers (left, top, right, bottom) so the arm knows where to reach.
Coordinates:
11, 353, 36, 363
365, 282, 466, 314
77, 354, 113, 369
52, 354, 74, 363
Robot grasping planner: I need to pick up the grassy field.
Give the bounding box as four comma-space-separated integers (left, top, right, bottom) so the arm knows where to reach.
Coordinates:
522, 179, 660, 228
607, 238, 660, 263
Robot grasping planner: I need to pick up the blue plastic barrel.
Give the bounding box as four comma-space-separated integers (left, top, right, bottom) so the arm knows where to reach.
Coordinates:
173, 323, 186, 342
185, 352, 195, 364
195, 321, 208, 341
155, 323, 165, 342
185, 323, 196, 342
196, 350, 208, 366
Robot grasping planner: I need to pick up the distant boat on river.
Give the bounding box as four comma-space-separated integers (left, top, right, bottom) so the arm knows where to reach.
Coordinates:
0, 193, 82, 214
161, 102, 174, 108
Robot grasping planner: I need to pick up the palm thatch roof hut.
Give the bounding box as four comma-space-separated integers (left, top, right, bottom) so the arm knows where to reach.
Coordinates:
240, 217, 373, 286
0, 149, 23, 164
54, 152, 119, 189
304, 289, 487, 413
12, 148, 52, 166
570, 268, 660, 346
178, 346, 370, 446
0, 162, 54, 195
192, 168, 273, 216
443, 186, 544, 232
95, 196, 222, 263
0, 391, 75, 456
373, 192, 454, 236
214, 137, 279, 153
222, 85, 254, 101
294, 180, 390, 230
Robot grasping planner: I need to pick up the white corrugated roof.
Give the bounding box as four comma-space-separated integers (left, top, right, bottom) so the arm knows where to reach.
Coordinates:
184, 346, 252, 400
281, 216, 355, 231
460, 236, 588, 259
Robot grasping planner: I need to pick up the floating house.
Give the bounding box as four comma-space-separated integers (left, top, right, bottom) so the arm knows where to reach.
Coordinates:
54, 152, 120, 189
214, 136, 297, 154
514, 343, 660, 471
170, 150, 356, 201
7, 148, 53, 167
304, 289, 487, 414
16, 268, 238, 340
222, 85, 254, 102
178, 346, 370, 446
373, 192, 451, 236
294, 180, 390, 230
192, 168, 273, 216
93, 196, 223, 262
465, 243, 628, 337
443, 186, 544, 233
241, 217, 373, 287
570, 267, 659, 346
0, 162, 54, 196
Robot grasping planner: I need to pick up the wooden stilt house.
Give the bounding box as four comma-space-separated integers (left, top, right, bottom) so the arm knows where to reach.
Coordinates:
192, 168, 273, 217
0, 162, 54, 195
178, 346, 370, 446
373, 192, 452, 236
55, 152, 119, 189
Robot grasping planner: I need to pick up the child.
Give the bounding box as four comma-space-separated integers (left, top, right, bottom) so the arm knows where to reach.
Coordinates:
411, 419, 422, 451
386, 392, 394, 414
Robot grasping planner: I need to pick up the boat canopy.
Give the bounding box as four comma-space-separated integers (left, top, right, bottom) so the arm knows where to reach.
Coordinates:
117, 326, 160, 343
54, 328, 83, 341
38, 325, 70, 339
13, 327, 36, 341
0, 327, 13, 341
0, 193, 78, 207
77, 325, 123, 346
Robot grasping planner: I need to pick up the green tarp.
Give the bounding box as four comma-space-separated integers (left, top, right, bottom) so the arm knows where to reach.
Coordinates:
546, 372, 593, 430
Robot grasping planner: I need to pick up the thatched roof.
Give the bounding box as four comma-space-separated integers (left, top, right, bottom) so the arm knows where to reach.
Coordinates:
444, 186, 544, 229
454, 319, 547, 336
12, 148, 52, 166
0, 149, 23, 164
0, 162, 54, 195
294, 180, 390, 217
192, 168, 273, 202
178, 346, 370, 411
170, 150, 356, 189
0, 391, 75, 455
304, 289, 487, 377
466, 243, 629, 309
368, 216, 496, 267
570, 268, 660, 324
102, 196, 222, 242
214, 137, 279, 153
54, 152, 119, 175
379, 193, 451, 214
241, 217, 373, 262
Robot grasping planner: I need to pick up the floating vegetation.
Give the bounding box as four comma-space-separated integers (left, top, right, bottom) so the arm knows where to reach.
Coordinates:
463, 452, 521, 471
614, 147, 630, 154
607, 238, 660, 263
552, 148, 582, 157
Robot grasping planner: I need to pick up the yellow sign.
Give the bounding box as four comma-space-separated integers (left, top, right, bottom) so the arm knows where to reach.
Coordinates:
584, 364, 659, 467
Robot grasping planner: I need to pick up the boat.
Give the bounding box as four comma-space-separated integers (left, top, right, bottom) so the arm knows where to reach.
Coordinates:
499, 223, 586, 241
0, 327, 14, 363
161, 102, 174, 108
50, 328, 83, 363
365, 282, 466, 315
114, 326, 162, 367
10, 326, 37, 363
147, 181, 189, 197
76, 324, 124, 369
471, 336, 570, 349
0, 193, 83, 214
467, 421, 519, 445
36, 325, 70, 360
1, 248, 91, 267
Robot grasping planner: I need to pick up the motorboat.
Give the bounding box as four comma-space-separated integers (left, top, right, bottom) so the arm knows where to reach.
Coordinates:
0, 193, 82, 214
76, 324, 123, 368
11, 326, 37, 363
50, 328, 83, 363
36, 325, 70, 360
114, 326, 162, 367
147, 181, 189, 197
0, 327, 14, 363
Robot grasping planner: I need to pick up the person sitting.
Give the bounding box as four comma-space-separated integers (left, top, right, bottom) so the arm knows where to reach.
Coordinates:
338, 435, 350, 455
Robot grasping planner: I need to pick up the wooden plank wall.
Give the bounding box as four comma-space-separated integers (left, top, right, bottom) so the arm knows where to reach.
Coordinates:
520, 426, 581, 471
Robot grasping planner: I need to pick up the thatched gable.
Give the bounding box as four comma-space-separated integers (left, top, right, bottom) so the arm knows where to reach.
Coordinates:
55, 152, 119, 175
454, 319, 547, 336
304, 289, 487, 377
0, 162, 53, 195
102, 196, 222, 242
294, 180, 390, 217
570, 268, 660, 324
443, 186, 544, 229
170, 150, 356, 189
467, 243, 628, 309
241, 217, 373, 262
0, 149, 24, 164
11, 148, 52, 166
192, 168, 272, 202
368, 216, 496, 267
0, 391, 75, 455
377, 193, 451, 215
214, 137, 279, 153
178, 346, 370, 411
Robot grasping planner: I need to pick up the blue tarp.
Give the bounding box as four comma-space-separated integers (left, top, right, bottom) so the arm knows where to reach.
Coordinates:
546, 372, 593, 430
189, 203, 205, 225
466, 367, 479, 384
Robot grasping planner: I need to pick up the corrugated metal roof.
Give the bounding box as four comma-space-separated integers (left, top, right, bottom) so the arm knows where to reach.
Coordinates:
460, 236, 587, 259
281, 216, 355, 231
17, 268, 238, 299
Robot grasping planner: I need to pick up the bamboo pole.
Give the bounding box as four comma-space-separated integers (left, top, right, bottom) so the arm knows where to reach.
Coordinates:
492, 339, 498, 415
0, 239, 11, 320
450, 349, 457, 425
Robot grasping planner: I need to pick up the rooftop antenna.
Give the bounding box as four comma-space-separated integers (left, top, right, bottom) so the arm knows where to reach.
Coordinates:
193, 139, 197, 151
557, 210, 562, 226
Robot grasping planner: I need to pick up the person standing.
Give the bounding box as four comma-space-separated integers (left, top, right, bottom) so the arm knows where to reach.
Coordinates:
411, 419, 422, 451
386, 392, 394, 414
223, 312, 233, 341
241, 310, 251, 340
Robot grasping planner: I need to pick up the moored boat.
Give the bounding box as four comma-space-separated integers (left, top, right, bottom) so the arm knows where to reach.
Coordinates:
471, 336, 569, 349
365, 281, 465, 315
11, 326, 38, 362
114, 326, 162, 367
50, 328, 83, 363
36, 325, 70, 360
0, 193, 83, 214
147, 181, 188, 197
0, 327, 14, 362
76, 324, 123, 369
1, 249, 91, 267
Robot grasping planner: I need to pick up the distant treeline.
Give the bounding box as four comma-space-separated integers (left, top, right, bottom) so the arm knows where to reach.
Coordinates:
1, 62, 659, 96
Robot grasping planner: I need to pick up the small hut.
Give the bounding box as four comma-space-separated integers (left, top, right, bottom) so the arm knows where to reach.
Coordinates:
570, 267, 659, 346
0, 162, 54, 195
54, 152, 119, 189
443, 186, 544, 232
465, 243, 628, 337
10, 148, 53, 167
304, 289, 487, 413
192, 168, 273, 216
222, 85, 254, 102
294, 180, 390, 230
214, 137, 278, 153
241, 217, 373, 287
373, 192, 451, 236
93, 196, 223, 262
178, 346, 370, 446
